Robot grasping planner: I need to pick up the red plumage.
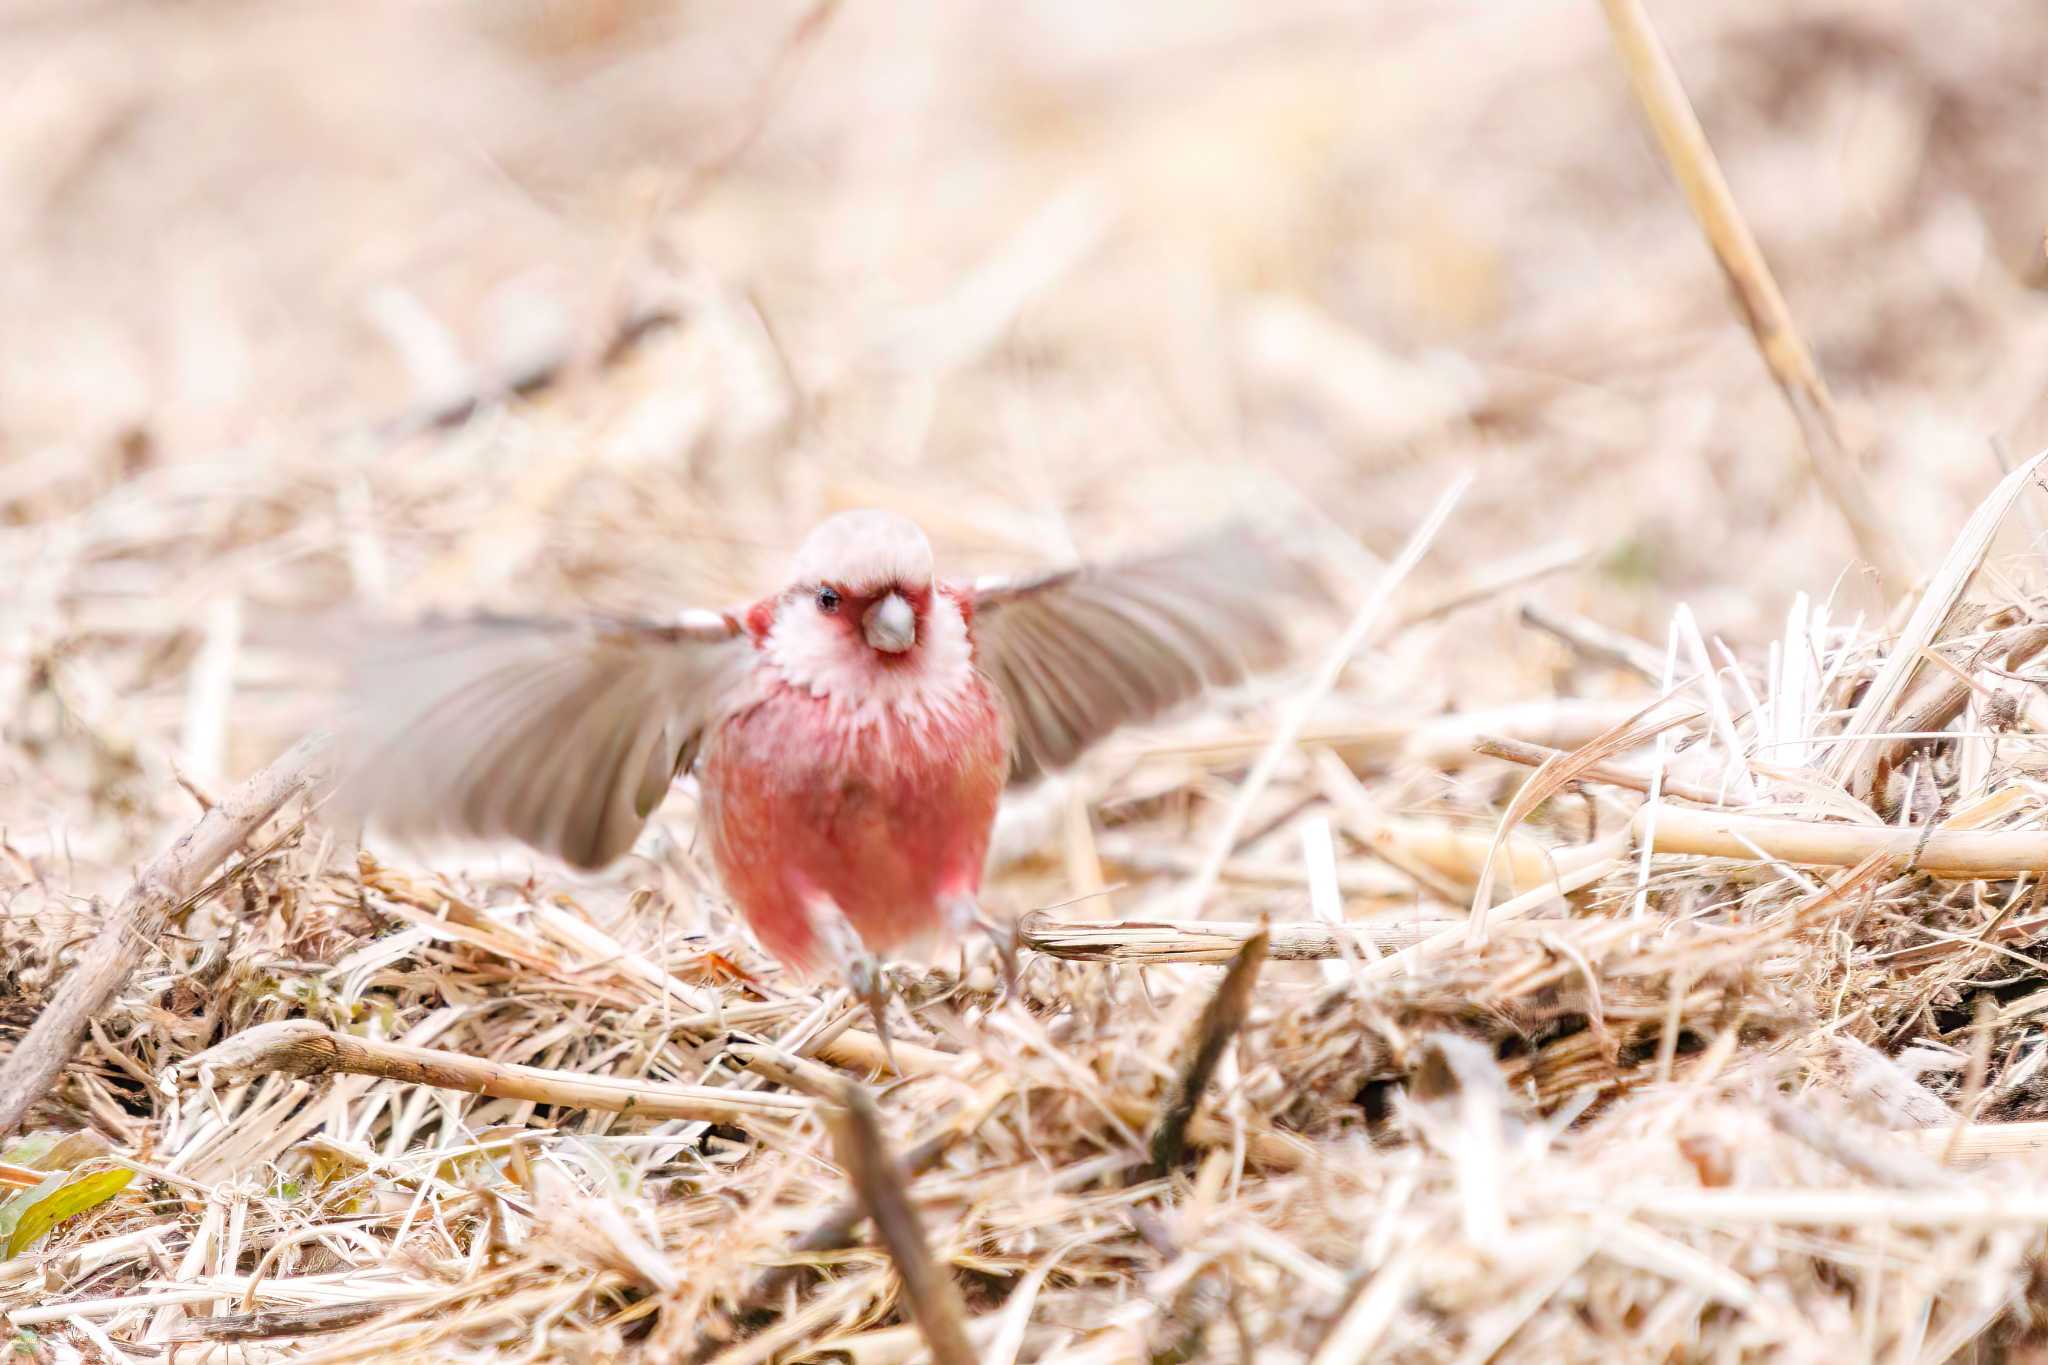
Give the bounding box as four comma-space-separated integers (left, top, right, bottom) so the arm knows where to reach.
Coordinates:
702, 588, 1007, 972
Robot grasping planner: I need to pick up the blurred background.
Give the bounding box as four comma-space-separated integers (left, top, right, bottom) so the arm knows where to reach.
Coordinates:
2, 0, 2045, 894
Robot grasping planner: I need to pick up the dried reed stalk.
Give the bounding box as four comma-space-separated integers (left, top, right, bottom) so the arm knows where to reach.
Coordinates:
1020, 913, 1458, 964
1636, 803, 2048, 875
1598, 0, 1912, 595
1916, 1120, 2048, 1163
1186, 474, 1471, 912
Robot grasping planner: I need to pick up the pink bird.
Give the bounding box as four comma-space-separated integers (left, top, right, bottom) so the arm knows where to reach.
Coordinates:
336, 511, 1315, 996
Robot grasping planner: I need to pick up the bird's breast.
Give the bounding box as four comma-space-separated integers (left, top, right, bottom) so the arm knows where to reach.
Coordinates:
696, 672, 1006, 970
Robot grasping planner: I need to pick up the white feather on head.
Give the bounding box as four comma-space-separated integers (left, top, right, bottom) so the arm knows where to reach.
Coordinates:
789, 509, 934, 592
767, 511, 974, 728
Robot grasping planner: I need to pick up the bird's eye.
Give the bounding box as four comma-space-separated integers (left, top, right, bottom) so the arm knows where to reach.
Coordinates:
815, 587, 841, 615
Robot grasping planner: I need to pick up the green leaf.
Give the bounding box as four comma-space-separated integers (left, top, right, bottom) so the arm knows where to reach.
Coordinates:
3, 1167, 135, 1258
0, 1171, 65, 1252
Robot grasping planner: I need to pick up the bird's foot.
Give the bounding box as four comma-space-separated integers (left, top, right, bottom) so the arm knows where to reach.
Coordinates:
805, 892, 901, 1070
943, 895, 1020, 1000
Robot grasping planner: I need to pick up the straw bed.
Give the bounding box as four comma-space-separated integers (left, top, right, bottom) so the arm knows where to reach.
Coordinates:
6, 0, 2048, 1359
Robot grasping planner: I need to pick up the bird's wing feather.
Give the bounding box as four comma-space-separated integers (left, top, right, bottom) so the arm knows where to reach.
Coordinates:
970, 523, 1319, 785
334, 613, 751, 869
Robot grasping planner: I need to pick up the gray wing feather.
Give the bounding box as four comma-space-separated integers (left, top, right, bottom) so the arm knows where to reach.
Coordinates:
334, 614, 749, 869
971, 524, 1319, 785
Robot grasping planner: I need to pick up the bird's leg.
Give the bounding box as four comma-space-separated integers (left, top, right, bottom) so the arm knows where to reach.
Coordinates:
942, 893, 1018, 999
845, 956, 895, 1068
806, 894, 896, 1068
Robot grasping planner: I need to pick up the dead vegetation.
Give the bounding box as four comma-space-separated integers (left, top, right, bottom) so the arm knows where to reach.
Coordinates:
5, 0, 2048, 1360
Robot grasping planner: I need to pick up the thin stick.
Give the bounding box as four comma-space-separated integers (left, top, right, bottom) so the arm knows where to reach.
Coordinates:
187, 1020, 811, 1127
1386, 539, 1588, 632
1597, 0, 1912, 596
1634, 803, 2048, 876
827, 1085, 978, 1365
168, 1303, 392, 1343
1518, 602, 1667, 682
0, 732, 329, 1139
1473, 733, 1726, 805
1138, 929, 1268, 1181
1350, 837, 1631, 987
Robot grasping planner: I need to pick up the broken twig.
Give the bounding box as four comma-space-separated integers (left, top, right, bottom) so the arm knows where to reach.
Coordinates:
188, 1020, 810, 1128
0, 732, 328, 1138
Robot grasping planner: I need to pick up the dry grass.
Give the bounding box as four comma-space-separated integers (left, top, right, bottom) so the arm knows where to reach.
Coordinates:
5, 0, 2048, 1359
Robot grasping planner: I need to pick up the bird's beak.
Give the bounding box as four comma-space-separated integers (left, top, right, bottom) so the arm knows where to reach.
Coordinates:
863, 592, 916, 653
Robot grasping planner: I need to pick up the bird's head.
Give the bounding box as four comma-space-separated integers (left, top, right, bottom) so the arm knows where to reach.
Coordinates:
762, 510, 973, 716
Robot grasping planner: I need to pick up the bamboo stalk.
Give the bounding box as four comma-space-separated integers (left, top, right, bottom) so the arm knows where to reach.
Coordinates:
187, 1020, 811, 1127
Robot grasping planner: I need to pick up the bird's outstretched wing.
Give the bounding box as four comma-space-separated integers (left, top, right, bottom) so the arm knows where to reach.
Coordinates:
333, 612, 751, 869
970, 523, 1322, 785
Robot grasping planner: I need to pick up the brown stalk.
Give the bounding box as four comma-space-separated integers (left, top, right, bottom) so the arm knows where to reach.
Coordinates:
187, 1020, 811, 1127
1597, 0, 1912, 596
0, 731, 328, 1139
1137, 928, 1269, 1181
826, 1084, 978, 1365
694, 1076, 1014, 1361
